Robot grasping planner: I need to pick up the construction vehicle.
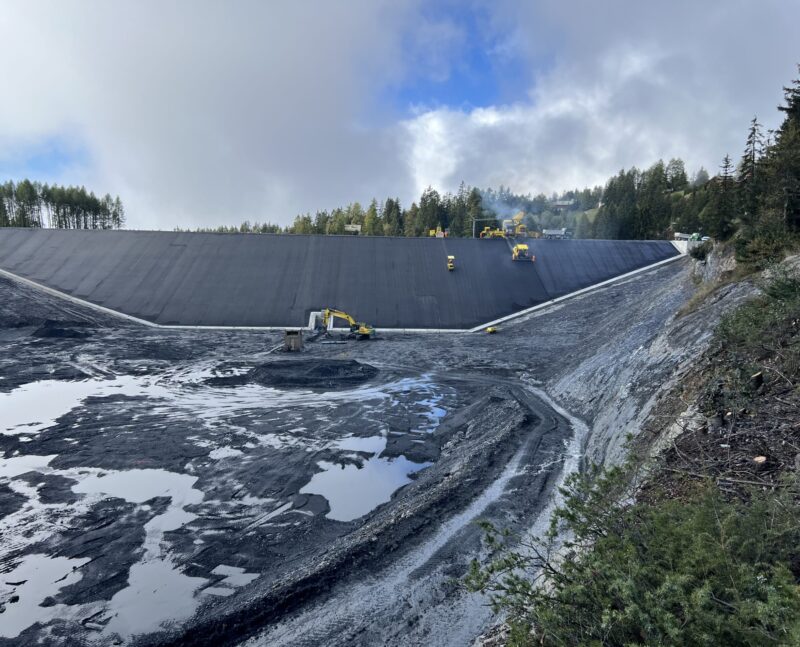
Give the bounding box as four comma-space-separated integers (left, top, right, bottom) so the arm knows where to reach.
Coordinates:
319, 308, 374, 339
503, 212, 529, 238
512, 244, 535, 262
428, 226, 447, 238
447, 255, 455, 271
479, 226, 505, 239
485, 326, 498, 334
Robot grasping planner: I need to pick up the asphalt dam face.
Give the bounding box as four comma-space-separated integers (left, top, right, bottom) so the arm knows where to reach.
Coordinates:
0, 229, 679, 329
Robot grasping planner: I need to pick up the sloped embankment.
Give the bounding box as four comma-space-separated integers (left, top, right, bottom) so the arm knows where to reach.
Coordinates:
539, 249, 757, 468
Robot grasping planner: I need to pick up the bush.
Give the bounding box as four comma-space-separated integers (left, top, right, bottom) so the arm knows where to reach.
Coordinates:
733, 230, 795, 270
689, 240, 712, 261
466, 468, 800, 646
713, 269, 800, 391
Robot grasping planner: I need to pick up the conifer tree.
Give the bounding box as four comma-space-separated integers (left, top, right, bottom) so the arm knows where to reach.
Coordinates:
737, 116, 764, 228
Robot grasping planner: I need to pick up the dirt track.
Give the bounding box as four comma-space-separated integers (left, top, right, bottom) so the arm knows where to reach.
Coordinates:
0, 258, 748, 646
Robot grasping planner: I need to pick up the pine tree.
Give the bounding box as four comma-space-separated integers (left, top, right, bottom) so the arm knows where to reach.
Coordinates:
702, 155, 736, 239
737, 116, 764, 228
404, 203, 420, 237
363, 199, 381, 235
666, 158, 689, 192
383, 198, 402, 236
691, 167, 710, 187
418, 187, 442, 234
771, 65, 800, 230
466, 187, 486, 237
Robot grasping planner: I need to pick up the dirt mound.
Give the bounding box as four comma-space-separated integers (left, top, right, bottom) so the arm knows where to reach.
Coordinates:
249, 359, 378, 389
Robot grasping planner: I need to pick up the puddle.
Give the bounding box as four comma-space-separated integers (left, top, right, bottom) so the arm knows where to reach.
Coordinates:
335, 436, 386, 454
0, 461, 214, 641
208, 447, 243, 460
0, 454, 58, 478
0, 377, 169, 436
300, 455, 431, 522
0, 553, 90, 639
212, 564, 259, 587
102, 560, 207, 638
70, 468, 208, 638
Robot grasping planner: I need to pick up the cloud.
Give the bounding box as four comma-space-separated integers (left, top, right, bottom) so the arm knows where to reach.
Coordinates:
403, 0, 800, 198
1, 1, 798, 226
1, 1, 426, 227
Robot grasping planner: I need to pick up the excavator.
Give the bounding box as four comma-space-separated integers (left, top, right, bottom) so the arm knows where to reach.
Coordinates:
319, 308, 374, 339
479, 226, 505, 239
502, 211, 529, 238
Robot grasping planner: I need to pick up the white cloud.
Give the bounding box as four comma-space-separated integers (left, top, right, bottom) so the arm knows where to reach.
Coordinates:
402, 0, 800, 198
1, 0, 798, 226
1, 1, 425, 227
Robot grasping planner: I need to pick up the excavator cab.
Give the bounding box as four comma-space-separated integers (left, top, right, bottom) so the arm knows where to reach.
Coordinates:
447, 255, 455, 271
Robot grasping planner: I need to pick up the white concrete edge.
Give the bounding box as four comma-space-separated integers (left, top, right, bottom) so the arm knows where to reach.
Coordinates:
467, 250, 688, 332
0, 267, 162, 328
1, 245, 685, 335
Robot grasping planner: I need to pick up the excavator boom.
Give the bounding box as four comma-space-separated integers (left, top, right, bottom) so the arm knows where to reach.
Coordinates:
320, 308, 375, 339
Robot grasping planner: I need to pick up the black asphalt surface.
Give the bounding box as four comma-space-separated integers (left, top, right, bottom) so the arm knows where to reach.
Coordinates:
0, 229, 678, 328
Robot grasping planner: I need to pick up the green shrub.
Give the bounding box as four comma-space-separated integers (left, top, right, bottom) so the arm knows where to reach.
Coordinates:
712, 269, 800, 397
733, 230, 795, 270
689, 240, 712, 261
466, 468, 800, 646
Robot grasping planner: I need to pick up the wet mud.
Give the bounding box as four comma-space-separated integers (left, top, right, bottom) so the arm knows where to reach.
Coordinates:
208, 359, 379, 390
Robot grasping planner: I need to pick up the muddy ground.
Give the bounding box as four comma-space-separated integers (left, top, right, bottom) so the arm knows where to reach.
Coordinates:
0, 258, 744, 646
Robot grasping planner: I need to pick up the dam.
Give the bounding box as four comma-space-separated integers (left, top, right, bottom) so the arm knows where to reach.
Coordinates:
0, 228, 680, 329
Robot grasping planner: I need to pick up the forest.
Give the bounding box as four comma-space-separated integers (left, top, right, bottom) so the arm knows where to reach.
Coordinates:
0, 180, 125, 229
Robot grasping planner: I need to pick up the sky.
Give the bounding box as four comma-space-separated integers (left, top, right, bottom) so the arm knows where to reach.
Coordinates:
1, 0, 798, 229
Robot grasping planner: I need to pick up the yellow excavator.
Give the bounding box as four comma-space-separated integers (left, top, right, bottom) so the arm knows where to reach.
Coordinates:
479, 226, 505, 239
320, 308, 374, 339
503, 212, 529, 238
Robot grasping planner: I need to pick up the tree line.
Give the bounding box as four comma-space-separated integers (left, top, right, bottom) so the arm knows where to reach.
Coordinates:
0, 180, 125, 229
188, 183, 602, 238
589, 66, 800, 264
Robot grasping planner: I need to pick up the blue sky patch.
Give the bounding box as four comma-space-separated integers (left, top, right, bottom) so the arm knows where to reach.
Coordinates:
386, 3, 531, 113
0, 136, 89, 182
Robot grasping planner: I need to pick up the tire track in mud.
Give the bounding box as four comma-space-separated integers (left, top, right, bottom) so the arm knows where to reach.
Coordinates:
244, 374, 577, 647
155, 369, 579, 647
